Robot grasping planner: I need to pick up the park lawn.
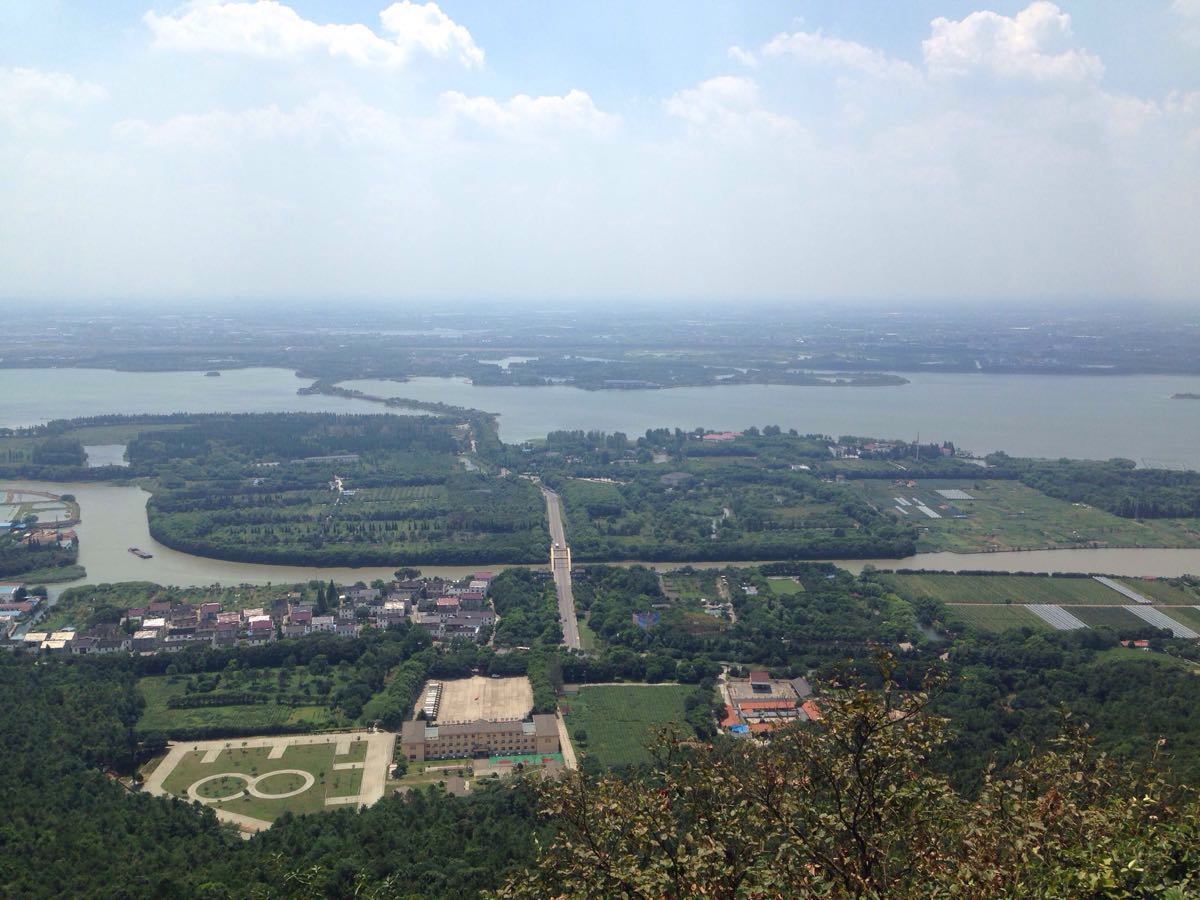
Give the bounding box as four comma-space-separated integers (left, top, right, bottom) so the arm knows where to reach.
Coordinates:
946, 604, 1050, 633
136, 671, 349, 735
1070, 606, 1146, 631
561, 685, 693, 769
885, 573, 1118, 606
856, 479, 1200, 552
159, 743, 351, 821
1116, 578, 1200, 606
577, 613, 599, 651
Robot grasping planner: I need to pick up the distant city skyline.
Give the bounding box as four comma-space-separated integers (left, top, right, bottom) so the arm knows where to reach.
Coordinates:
1, 1, 1197, 303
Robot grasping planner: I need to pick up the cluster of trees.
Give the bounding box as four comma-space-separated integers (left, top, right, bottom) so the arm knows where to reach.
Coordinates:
488, 568, 562, 647
990, 452, 1200, 518
0, 530, 78, 580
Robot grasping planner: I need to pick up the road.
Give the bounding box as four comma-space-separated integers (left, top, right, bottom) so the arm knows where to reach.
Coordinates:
542, 487, 581, 650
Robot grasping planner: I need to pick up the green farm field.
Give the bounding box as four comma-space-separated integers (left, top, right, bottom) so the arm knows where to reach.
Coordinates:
946, 604, 1050, 633
1115, 579, 1200, 606
884, 573, 1119, 606
1070, 606, 1147, 630
855, 479, 1200, 552
561, 685, 693, 768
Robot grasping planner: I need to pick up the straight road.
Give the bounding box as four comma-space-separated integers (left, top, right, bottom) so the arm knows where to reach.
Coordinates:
542, 487, 581, 650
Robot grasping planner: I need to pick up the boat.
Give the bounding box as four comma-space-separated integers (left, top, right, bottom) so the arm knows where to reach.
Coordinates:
128, 547, 153, 559
204, 370, 221, 377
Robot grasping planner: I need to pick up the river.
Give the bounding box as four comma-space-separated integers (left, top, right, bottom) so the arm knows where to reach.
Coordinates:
8, 481, 1200, 592
7, 481, 490, 593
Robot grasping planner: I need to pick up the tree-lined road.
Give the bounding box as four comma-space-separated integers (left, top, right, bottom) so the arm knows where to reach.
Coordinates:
542, 487, 581, 650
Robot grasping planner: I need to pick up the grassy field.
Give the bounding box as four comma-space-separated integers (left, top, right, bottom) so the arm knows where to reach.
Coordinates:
946, 604, 1050, 633
159, 742, 363, 821
855, 479, 1200, 552
767, 576, 807, 597
885, 573, 1118, 606
660, 571, 720, 601
561, 685, 694, 768
137, 670, 350, 735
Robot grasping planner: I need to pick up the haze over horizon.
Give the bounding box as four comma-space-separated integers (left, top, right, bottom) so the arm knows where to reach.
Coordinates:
2, 1, 1198, 305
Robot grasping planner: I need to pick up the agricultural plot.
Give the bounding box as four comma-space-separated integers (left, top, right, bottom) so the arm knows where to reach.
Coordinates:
559, 462, 905, 562
144, 732, 392, 830
1027, 605, 1087, 630
1126, 606, 1200, 639
946, 604, 1050, 633
1070, 606, 1147, 631
1115, 579, 1200, 606
855, 478, 1200, 553
884, 573, 1118, 606
660, 571, 721, 601
561, 685, 693, 768
1150, 606, 1200, 633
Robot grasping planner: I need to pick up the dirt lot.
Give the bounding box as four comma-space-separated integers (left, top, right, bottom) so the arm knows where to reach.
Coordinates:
434, 676, 533, 723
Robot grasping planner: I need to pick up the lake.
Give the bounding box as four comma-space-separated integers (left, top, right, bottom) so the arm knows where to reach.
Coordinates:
0, 367, 385, 428
342, 373, 1200, 467
4, 366, 1200, 467
5, 367, 1200, 587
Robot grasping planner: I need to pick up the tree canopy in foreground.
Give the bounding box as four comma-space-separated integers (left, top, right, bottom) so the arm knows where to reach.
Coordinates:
496, 658, 1200, 899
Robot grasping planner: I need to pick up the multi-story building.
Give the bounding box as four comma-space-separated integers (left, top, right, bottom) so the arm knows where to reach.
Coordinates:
400, 714, 559, 762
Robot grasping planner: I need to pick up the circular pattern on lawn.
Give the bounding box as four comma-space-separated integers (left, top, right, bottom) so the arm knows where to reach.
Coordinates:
188, 773, 251, 803
246, 769, 316, 799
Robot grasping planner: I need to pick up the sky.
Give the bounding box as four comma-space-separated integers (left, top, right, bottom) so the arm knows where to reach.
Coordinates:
1, 1, 1197, 304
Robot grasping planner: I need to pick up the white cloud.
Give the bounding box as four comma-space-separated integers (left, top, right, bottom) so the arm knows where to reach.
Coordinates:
113, 93, 401, 149
144, 0, 483, 68
760, 30, 918, 80
726, 45, 758, 69
923, 2, 1102, 83
664, 76, 798, 140
440, 89, 618, 139
0, 66, 106, 130
1174, 0, 1200, 45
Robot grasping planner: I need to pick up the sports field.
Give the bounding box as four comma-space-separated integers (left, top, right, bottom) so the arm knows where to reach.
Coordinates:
886, 573, 1118, 606
560, 684, 692, 768
143, 732, 393, 831
428, 676, 533, 724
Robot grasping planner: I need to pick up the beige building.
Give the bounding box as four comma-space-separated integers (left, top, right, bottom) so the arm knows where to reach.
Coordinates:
400, 715, 559, 762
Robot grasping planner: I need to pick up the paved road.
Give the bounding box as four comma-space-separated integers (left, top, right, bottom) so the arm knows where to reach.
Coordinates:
542, 487, 581, 650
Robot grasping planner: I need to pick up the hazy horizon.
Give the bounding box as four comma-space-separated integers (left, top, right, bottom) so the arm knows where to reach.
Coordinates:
3, 1, 1198, 305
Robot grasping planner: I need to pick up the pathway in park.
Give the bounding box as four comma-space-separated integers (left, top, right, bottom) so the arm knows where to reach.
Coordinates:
542, 486, 581, 650
555, 713, 578, 770
142, 731, 395, 833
